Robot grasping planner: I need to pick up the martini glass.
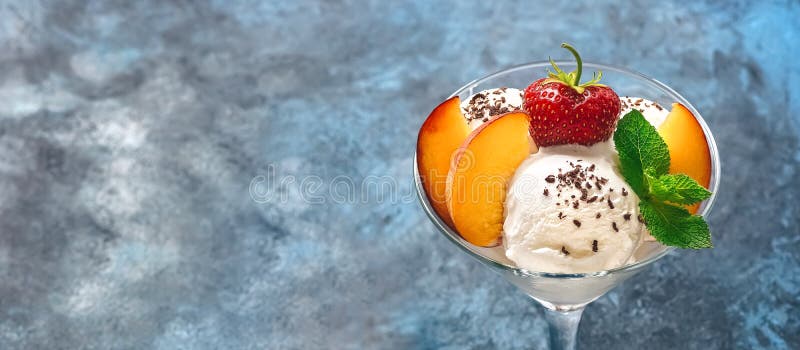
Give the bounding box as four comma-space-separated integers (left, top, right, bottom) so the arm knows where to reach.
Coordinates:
414, 62, 721, 350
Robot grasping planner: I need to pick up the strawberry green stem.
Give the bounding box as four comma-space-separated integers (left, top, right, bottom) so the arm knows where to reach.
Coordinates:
545, 43, 605, 94
561, 43, 582, 86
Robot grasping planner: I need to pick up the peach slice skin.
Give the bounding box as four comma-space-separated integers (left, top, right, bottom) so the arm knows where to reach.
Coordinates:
446, 112, 535, 247
417, 97, 471, 228
658, 103, 712, 213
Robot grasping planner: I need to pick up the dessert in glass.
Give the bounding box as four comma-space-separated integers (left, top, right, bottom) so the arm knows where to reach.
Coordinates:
414, 44, 720, 350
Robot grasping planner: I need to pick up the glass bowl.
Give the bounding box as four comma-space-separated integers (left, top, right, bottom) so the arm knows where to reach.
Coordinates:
413, 61, 720, 349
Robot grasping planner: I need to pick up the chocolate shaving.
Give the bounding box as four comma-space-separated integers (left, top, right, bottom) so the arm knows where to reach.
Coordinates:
573, 219, 581, 227
463, 88, 522, 122
612, 222, 619, 232
592, 240, 598, 252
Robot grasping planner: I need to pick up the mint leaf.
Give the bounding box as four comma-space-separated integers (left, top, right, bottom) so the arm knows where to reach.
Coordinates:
646, 171, 712, 205
613, 109, 714, 250
613, 110, 671, 197
639, 201, 712, 249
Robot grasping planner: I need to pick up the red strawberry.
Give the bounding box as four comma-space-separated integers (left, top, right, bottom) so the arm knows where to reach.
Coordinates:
523, 43, 621, 147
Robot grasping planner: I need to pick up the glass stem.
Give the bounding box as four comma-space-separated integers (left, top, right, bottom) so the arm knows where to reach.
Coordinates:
543, 306, 585, 350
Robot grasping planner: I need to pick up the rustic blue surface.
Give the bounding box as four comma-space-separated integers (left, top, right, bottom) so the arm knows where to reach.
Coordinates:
0, 0, 798, 349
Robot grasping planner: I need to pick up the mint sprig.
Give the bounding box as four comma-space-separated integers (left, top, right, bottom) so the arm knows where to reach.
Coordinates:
613, 110, 713, 249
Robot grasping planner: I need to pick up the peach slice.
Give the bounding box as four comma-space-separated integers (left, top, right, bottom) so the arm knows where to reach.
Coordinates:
658, 103, 712, 213
417, 97, 471, 228
446, 112, 535, 247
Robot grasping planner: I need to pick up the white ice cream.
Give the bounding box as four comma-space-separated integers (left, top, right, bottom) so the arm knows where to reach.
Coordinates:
460, 88, 524, 129
620, 96, 669, 128
500, 96, 672, 272
503, 142, 645, 273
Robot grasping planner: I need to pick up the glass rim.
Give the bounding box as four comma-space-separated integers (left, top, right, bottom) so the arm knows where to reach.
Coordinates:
414, 60, 721, 279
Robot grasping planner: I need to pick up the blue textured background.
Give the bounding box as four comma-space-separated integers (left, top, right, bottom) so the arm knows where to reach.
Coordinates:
0, 1, 798, 349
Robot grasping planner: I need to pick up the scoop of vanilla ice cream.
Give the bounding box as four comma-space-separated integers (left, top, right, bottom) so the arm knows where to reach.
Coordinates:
503, 142, 644, 273
460, 88, 524, 129
620, 96, 669, 128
